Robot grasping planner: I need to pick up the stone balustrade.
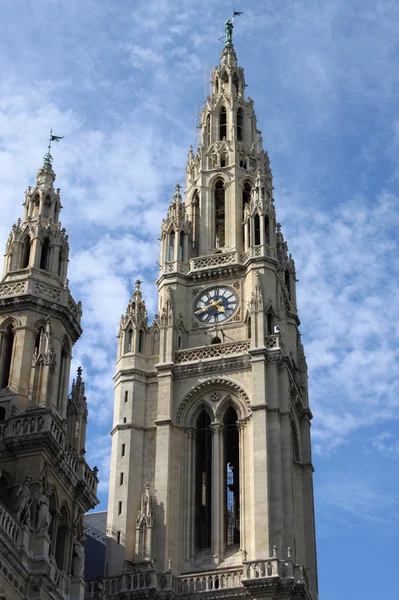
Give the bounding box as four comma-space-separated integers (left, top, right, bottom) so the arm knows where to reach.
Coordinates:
0, 277, 82, 324
85, 559, 309, 599
177, 567, 243, 593
86, 570, 174, 598
175, 340, 250, 364
6, 412, 97, 496
0, 505, 20, 546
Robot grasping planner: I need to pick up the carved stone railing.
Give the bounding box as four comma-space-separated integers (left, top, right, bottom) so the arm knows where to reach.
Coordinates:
190, 251, 239, 272
242, 558, 310, 588
0, 504, 20, 546
0, 276, 82, 324
85, 570, 174, 598
50, 560, 65, 593
175, 341, 250, 364
85, 558, 309, 599
6, 412, 97, 497
177, 567, 243, 593
265, 333, 280, 350
0, 281, 27, 297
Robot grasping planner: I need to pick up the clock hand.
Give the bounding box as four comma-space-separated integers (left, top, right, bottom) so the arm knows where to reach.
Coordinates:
195, 298, 223, 314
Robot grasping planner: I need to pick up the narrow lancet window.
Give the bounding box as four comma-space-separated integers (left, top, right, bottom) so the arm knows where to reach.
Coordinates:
192, 192, 200, 252
219, 107, 227, 140
179, 232, 185, 261
40, 238, 51, 271
206, 114, 211, 146
224, 406, 240, 546
21, 237, 31, 269
285, 270, 291, 300
138, 330, 144, 354
265, 215, 270, 246
214, 180, 225, 248
1, 324, 15, 389
169, 231, 175, 261
254, 214, 261, 246
237, 108, 244, 141
195, 410, 212, 549
242, 183, 251, 243
126, 328, 133, 353
267, 313, 273, 336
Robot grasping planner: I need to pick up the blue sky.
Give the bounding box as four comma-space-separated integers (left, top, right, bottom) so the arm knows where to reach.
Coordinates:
1, 1, 398, 598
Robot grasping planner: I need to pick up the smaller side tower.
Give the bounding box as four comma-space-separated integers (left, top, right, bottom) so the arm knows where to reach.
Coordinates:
0, 154, 98, 600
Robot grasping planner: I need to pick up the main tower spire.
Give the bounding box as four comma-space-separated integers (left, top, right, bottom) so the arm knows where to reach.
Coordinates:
105, 26, 318, 600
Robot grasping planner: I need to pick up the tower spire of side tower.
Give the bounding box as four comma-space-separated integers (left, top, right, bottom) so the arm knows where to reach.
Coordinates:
0, 151, 98, 600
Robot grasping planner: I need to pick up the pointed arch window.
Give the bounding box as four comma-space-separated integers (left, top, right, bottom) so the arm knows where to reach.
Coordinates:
179, 232, 185, 262
1, 324, 15, 389
224, 406, 240, 546
233, 73, 239, 95
242, 182, 251, 243
34, 326, 45, 355
43, 195, 51, 219
152, 328, 160, 356
254, 214, 261, 246
138, 330, 144, 354
285, 270, 291, 300
214, 180, 225, 248
267, 312, 273, 336
265, 215, 270, 246
57, 338, 70, 409
206, 114, 211, 146
247, 316, 252, 339
40, 237, 51, 271
192, 191, 200, 253
237, 108, 244, 142
55, 507, 69, 570
21, 237, 31, 269
219, 107, 227, 140
169, 231, 175, 262
195, 410, 212, 549
126, 328, 133, 353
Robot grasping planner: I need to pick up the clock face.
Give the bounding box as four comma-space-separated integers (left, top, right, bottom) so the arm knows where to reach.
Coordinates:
194, 286, 239, 325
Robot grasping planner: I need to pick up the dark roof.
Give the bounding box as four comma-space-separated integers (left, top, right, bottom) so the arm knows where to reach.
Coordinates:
84, 511, 107, 581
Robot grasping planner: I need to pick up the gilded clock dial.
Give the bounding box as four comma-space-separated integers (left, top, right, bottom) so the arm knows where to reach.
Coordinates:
194, 286, 239, 325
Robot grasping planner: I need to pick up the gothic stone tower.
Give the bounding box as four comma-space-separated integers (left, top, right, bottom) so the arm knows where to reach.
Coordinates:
0, 155, 98, 600
105, 30, 318, 600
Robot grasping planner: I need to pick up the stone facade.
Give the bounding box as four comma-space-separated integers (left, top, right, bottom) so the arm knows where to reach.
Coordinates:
102, 37, 318, 600
0, 156, 98, 600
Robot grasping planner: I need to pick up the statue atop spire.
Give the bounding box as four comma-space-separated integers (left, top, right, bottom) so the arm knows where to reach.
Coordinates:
225, 19, 233, 47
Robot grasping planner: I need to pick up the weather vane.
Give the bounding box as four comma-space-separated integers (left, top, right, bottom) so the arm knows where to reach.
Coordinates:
43, 129, 64, 168
218, 9, 243, 47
